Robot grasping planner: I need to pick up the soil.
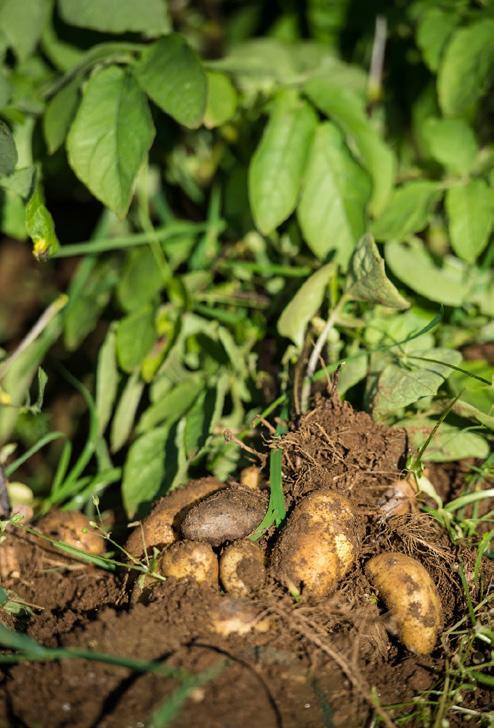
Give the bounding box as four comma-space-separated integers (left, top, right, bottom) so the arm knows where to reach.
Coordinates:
0, 390, 492, 728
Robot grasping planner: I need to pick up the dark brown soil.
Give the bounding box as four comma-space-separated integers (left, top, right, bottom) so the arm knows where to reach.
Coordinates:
0, 391, 492, 728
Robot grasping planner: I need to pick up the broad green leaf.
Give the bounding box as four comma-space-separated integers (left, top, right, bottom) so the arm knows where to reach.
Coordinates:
449, 360, 494, 430
135, 35, 207, 129
204, 72, 238, 128
385, 239, 473, 306
95, 326, 119, 435
423, 118, 478, 175
25, 183, 59, 260
371, 181, 440, 242
304, 78, 395, 216
58, 0, 169, 35
346, 234, 409, 310
117, 307, 156, 373
41, 16, 85, 71
400, 416, 489, 462
438, 20, 494, 118
67, 66, 155, 217
0, 121, 17, 177
0, 190, 26, 239
277, 262, 335, 347
372, 348, 462, 418
0, 0, 50, 61
110, 372, 144, 453
445, 180, 493, 263
43, 78, 80, 154
297, 122, 370, 265
137, 376, 204, 434
0, 167, 35, 199
117, 247, 163, 312
337, 350, 367, 395
416, 7, 459, 72
183, 376, 227, 459
248, 90, 317, 234
122, 426, 168, 517
64, 257, 119, 350
364, 306, 436, 353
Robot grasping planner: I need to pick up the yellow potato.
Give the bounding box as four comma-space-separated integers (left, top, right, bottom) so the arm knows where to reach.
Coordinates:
220, 540, 265, 596
272, 489, 358, 599
125, 477, 224, 558
366, 551, 443, 655
37, 510, 105, 555
159, 540, 218, 587
209, 596, 271, 636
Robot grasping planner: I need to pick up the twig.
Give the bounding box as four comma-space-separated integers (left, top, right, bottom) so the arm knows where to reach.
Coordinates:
368, 15, 387, 104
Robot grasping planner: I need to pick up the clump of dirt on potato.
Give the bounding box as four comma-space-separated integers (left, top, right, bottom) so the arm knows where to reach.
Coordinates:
0, 390, 489, 728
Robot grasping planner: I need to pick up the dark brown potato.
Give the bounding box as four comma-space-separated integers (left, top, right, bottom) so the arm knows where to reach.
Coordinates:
181, 487, 267, 547
37, 510, 105, 555
125, 477, 224, 558
272, 489, 359, 599
366, 552, 443, 655
220, 540, 265, 595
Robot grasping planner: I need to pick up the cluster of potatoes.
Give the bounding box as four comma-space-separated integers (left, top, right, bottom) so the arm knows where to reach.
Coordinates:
31, 468, 443, 656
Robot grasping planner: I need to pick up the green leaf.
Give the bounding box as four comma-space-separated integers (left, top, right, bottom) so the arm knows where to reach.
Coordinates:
25, 183, 60, 261
67, 66, 155, 218
297, 122, 370, 265
277, 262, 335, 347
117, 247, 163, 312
423, 118, 478, 175
0, 0, 50, 61
110, 372, 144, 453
117, 306, 156, 373
43, 78, 80, 155
346, 234, 409, 310
372, 348, 462, 418
304, 78, 395, 216
0, 167, 35, 199
248, 90, 317, 234
400, 416, 489, 462
445, 180, 493, 264
0, 121, 17, 177
204, 71, 238, 129
58, 0, 169, 35
64, 257, 119, 350
122, 426, 168, 517
449, 360, 494, 430
371, 181, 440, 242
337, 351, 368, 396
416, 7, 459, 72
137, 376, 204, 434
385, 239, 474, 306
438, 20, 494, 118
95, 326, 119, 435
135, 35, 207, 129
183, 377, 227, 459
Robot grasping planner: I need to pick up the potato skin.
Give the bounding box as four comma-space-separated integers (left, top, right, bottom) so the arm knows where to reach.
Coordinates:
220, 540, 265, 596
181, 487, 267, 547
37, 510, 105, 555
272, 489, 358, 599
159, 540, 218, 587
125, 477, 224, 558
209, 596, 271, 636
366, 552, 443, 655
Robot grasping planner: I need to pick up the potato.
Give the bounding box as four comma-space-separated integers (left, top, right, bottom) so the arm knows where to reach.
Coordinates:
379, 478, 417, 516
181, 487, 267, 547
37, 510, 105, 555
125, 477, 224, 558
220, 540, 265, 596
365, 552, 443, 655
209, 596, 271, 636
239, 466, 263, 491
272, 489, 358, 599
159, 540, 218, 587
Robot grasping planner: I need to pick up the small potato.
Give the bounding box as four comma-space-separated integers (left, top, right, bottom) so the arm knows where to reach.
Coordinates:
37, 510, 105, 555
220, 540, 265, 596
379, 478, 417, 516
272, 489, 358, 599
239, 466, 264, 491
125, 477, 224, 558
209, 596, 271, 636
159, 540, 218, 587
366, 551, 443, 655
181, 487, 267, 547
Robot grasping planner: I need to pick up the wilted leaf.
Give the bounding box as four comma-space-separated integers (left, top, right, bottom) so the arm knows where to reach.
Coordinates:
122, 426, 168, 517
445, 180, 493, 263
371, 181, 440, 242
297, 122, 370, 265
25, 184, 59, 260
277, 262, 336, 347
346, 234, 409, 310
